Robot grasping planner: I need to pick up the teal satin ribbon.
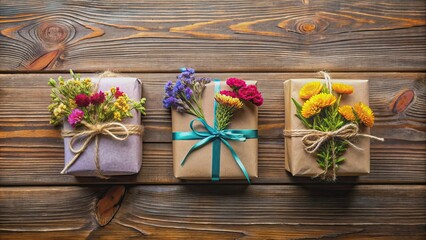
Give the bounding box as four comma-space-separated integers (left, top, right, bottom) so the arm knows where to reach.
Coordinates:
172, 79, 257, 183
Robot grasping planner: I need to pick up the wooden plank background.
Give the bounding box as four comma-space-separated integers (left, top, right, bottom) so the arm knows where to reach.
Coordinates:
0, 0, 425, 239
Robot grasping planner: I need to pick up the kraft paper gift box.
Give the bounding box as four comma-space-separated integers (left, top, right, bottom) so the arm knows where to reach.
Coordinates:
284, 79, 370, 177
172, 80, 258, 181
63, 77, 143, 176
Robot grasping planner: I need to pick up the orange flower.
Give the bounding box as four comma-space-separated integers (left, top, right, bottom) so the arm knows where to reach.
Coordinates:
215, 93, 243, 109
299, 82, 323, 100
315, 93, 337, 108
332, 83, 354, 95
301, 93, 336, 118
338, 105, 356, 121
354, 102, 374, 127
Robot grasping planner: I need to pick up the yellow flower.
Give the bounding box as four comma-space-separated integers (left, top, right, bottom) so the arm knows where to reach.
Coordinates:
114, 96, 130, 112
354, 102, 374, 127
69, 99, 77, 109
110, 87, 117, 94
301, 93, 336, 118
332, 83, 354, 95
83, 78, 91, 83
339, 105, 356, 121
299, 82, 323, 100
214, 93, 243, 109
53, 103, 67, 117
113, 111, 121, 121
301, 99, 321, 118
315, 93, 337, 108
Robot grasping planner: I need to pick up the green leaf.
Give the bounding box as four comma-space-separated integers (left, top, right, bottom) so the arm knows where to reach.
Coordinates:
336, 157, 346, 164
291, 98, 302, 112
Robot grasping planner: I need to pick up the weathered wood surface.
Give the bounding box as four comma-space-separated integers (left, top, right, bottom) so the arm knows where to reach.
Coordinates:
0, 0, 425, 72
0, 72, 425, 185
1, 185, 425, 239
1, 0, 425, 239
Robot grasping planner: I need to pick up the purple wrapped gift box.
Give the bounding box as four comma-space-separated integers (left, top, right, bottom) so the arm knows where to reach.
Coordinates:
62, 77, 142, 176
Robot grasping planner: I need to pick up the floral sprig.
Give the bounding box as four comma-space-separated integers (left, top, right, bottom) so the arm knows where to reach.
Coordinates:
292, 81, 375, 179
215, 78, 263, 130
163, 68, 263, 130
48, 70, 146, 128
163, 68, 211, 119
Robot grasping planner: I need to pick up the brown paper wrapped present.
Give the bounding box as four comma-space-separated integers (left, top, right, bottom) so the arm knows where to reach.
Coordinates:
62, 77, 143, 177
284, 78, 371, 177
172, 80, 258, 181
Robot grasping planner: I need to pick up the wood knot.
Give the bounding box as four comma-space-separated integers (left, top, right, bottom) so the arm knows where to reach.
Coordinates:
38, 22, 68, 43
95, 185, 126, 226
389, 89, 415, 114
296, 20, 318, 34
279, 17, 328, 35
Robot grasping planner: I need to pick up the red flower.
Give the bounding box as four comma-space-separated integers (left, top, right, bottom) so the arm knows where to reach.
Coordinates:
226, 78, 246, 90
238, 85, 259, 101
238, 85, 264, 106
75, 94, 90, 107
114, 87, 124, 98
219, 90, 238, 98
252, 95, 264, 106
90, 91, 106, 105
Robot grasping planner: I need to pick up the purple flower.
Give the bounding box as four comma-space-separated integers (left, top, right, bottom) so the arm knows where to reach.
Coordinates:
164, 81, 173, 96
180, 67, 195, 75
173, 80, 184, 95
185, 88, 193, 99
163, 96, 178, 108
68, 109, 84, 128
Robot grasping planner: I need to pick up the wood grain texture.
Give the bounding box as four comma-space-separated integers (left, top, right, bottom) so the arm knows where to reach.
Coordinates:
0, 72, 424, 185
0, 185, 425, 239
0, 0, 425, 72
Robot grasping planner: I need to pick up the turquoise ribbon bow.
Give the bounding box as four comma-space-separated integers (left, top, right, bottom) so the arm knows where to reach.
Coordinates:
172, 79, 257, 183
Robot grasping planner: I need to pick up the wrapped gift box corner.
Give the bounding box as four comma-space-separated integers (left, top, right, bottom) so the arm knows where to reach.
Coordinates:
284, 79, 370, 177
63, 77, 143, 176
172, 81, 258, 180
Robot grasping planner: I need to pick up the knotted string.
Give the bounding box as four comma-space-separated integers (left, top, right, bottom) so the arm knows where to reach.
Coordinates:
61, 121, 143, 179
285, 71, 384, 180
319, 70, 332, 92
284, 123, 384, 154
284, 123, 383, 180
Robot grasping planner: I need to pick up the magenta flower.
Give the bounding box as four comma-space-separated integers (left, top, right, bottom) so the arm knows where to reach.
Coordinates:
226, 78, 246, 90
90, 91, 106, 105
75, 94, 90, 107
114, 87, 124, 99
219, 90, 238, 98
238, 84, 264, 106
68, 109, 84, 128
252, 95, 264, 106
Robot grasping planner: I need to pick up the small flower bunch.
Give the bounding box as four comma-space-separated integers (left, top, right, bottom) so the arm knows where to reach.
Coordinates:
163, 68, 263, 130
215, 78, 263, 130
48, 70, 146, 128
292, 81, 375, 178
163, 68, 211, 119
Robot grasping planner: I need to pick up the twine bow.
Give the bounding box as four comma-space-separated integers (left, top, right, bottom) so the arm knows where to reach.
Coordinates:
284, 123, 384, 154
284, 71, 384, 180
61, 121, 143, 179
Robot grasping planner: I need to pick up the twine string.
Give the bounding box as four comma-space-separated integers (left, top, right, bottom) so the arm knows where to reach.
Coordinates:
319, 71, 332, 92
284, 123, 384, 180
284, 123, 384, 154
61, 121, 143, 179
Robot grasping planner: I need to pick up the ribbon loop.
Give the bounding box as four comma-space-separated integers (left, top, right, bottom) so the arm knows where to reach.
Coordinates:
175, 118, 257, 183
